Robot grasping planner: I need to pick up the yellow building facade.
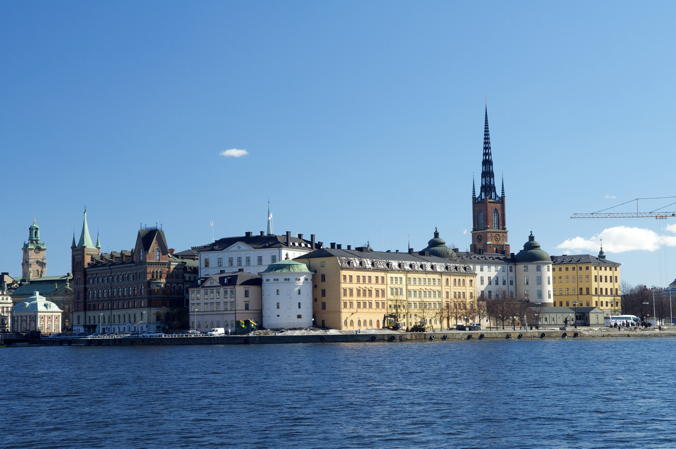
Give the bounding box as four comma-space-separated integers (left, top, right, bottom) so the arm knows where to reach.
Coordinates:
296, 247, 476, 330
551, 252, 621, 314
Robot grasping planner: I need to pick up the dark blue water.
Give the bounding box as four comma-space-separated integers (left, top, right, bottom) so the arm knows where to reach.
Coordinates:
2, 339, 675, 449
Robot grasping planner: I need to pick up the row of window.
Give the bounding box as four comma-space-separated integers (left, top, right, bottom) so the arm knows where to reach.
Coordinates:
556, 265, 618, 272
342, 288, 386, 298
342, 301, 386, 310
204, 254, 278, 268
556, 275, 618, 283
556, 287, 619, 296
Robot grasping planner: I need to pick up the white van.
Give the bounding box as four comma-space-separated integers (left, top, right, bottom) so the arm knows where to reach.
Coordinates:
207, 328, 226, 336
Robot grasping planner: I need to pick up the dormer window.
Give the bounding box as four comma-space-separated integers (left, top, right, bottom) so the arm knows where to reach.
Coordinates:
155, 248, 161, 260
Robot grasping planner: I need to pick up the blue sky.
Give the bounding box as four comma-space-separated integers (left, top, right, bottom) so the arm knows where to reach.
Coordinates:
2, 0, 676, 287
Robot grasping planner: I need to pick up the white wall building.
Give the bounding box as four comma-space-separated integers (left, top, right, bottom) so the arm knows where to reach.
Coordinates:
189, 272, 262, 332
0, 287, 12, 332
514, 233, 554, 304
262, 258, 313, 329
461, 254, 517, 301
11, 291, 63, 335
194, 231, 318, 277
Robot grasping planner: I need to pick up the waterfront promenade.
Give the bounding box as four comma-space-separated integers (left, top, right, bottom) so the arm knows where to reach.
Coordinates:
3, 327, 676, 347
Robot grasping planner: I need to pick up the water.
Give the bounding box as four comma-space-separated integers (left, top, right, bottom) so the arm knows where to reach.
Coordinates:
2, 339, 675, 449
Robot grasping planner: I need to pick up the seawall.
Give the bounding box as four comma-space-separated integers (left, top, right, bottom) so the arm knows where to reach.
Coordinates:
13, 328, 676, 347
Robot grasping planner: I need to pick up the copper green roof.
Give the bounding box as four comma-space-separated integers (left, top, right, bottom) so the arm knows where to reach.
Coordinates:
262, 259, 311, 274
77, 209, 95, 249
515, 232, 551, 263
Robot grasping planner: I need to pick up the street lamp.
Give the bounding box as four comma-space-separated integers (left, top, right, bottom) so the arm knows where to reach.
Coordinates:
651, 288, 658, 327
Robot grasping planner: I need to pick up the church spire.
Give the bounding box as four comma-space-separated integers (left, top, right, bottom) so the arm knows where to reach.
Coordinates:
501, 176, 505, 197
71, 233, 76, 249
479, 106, 498, 201
472, 176, 476, 199
77, 208, 95, 249
95, 232, 101, 249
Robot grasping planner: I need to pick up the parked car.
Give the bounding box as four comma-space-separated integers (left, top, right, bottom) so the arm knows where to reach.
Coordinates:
467, 324, 481, 331
455, 325, 467, 331
207, 328, 226, 336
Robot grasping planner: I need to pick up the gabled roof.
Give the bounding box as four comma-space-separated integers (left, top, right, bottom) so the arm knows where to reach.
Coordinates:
194, 234, 314, 252
136, 228, 168, 253
551, 254, 620, 267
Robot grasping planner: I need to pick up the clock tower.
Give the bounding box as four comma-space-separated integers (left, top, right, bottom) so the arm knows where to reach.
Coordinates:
22, 220, 47, 280
470, 107, 509, 255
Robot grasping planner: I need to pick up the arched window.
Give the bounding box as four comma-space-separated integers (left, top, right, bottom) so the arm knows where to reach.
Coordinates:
493, 209, 500, 229
477, 210, 485, 229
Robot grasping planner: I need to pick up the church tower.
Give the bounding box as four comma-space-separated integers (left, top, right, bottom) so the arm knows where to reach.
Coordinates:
470, 107, 509, 255
22, 221, 47, 280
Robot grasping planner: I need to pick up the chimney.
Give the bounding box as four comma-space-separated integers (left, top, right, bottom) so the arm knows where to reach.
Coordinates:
337, 244, 342, 249
317, 241, 323, 248
347, 245, 352, 250
285, 231, 291, 245
330, 242, 336, 249
259, 231, 265, 236
310, 234, 316, 248
408, 248, 413, 254
168, 248, 175, 255
245, 231, 252, 238
298, 233, 304, 240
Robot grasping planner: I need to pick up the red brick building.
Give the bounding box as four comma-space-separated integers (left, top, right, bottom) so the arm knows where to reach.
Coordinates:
71, 210, 197, 333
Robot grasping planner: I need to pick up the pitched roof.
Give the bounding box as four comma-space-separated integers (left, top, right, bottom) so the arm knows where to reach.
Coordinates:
551, 254, 620, 266
196, 272, 262, 288
193, 234, 315, 252
12, 275, 72, 297
296, 248, 474, 273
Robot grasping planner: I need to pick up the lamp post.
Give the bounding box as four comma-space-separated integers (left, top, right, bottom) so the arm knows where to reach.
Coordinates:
670, 289, 673, 326
651, 288, 658, 326
642, 301, 650, 326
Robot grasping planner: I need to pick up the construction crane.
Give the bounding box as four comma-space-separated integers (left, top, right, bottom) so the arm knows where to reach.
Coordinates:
571, 196, 676, 219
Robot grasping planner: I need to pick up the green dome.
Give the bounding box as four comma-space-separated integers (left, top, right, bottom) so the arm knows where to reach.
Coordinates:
515, 232, 551, 263
262, 258, 311, 274
419, 228, 457, 259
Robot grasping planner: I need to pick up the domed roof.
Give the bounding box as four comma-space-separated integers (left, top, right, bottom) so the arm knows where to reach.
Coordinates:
419, 228, 457, 259
12, 291, 62, 313
262, 256, 311, 274
515, 232, 551, 263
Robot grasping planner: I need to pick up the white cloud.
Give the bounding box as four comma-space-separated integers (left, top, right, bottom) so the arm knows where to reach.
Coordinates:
603, 194, 617, 200
557, 225, 676, 253
219, 148, 248, 158
666, 223, 676, 234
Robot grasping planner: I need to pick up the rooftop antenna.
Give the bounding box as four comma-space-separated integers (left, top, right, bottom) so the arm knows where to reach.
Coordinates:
267, 201, 273, 235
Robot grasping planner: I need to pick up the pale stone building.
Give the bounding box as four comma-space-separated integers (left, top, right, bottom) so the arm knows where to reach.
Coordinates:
0, 287, 12, 332
189, 272, 262, 332
11, 291, 62, 335
261, 257, 313, 329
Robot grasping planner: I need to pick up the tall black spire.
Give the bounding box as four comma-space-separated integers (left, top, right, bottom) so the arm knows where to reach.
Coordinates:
479, 106, 498, 201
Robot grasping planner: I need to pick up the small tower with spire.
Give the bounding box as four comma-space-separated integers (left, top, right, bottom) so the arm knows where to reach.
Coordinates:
22, 219, 47, 280
71, 208, 101, 330
470, 106, 509, 255
266, 201, 273, 236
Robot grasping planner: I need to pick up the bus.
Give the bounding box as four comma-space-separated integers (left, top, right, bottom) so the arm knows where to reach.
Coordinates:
605, 315, 640, 327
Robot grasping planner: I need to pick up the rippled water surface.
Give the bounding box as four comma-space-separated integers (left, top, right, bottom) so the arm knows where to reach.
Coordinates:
2, 338, 676, 448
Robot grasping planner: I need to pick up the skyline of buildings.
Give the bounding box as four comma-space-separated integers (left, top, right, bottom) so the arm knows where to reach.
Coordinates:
1, 108, 635, 333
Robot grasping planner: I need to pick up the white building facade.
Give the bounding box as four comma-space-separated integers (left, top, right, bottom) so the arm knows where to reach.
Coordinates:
194, 232, 318, 277
0, 288, 12, 332
262, 258, 313, 329
461, 254, 517, 301
189, 272, 262, 332
11, 291, 63, 335
514, 233, 554, 304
